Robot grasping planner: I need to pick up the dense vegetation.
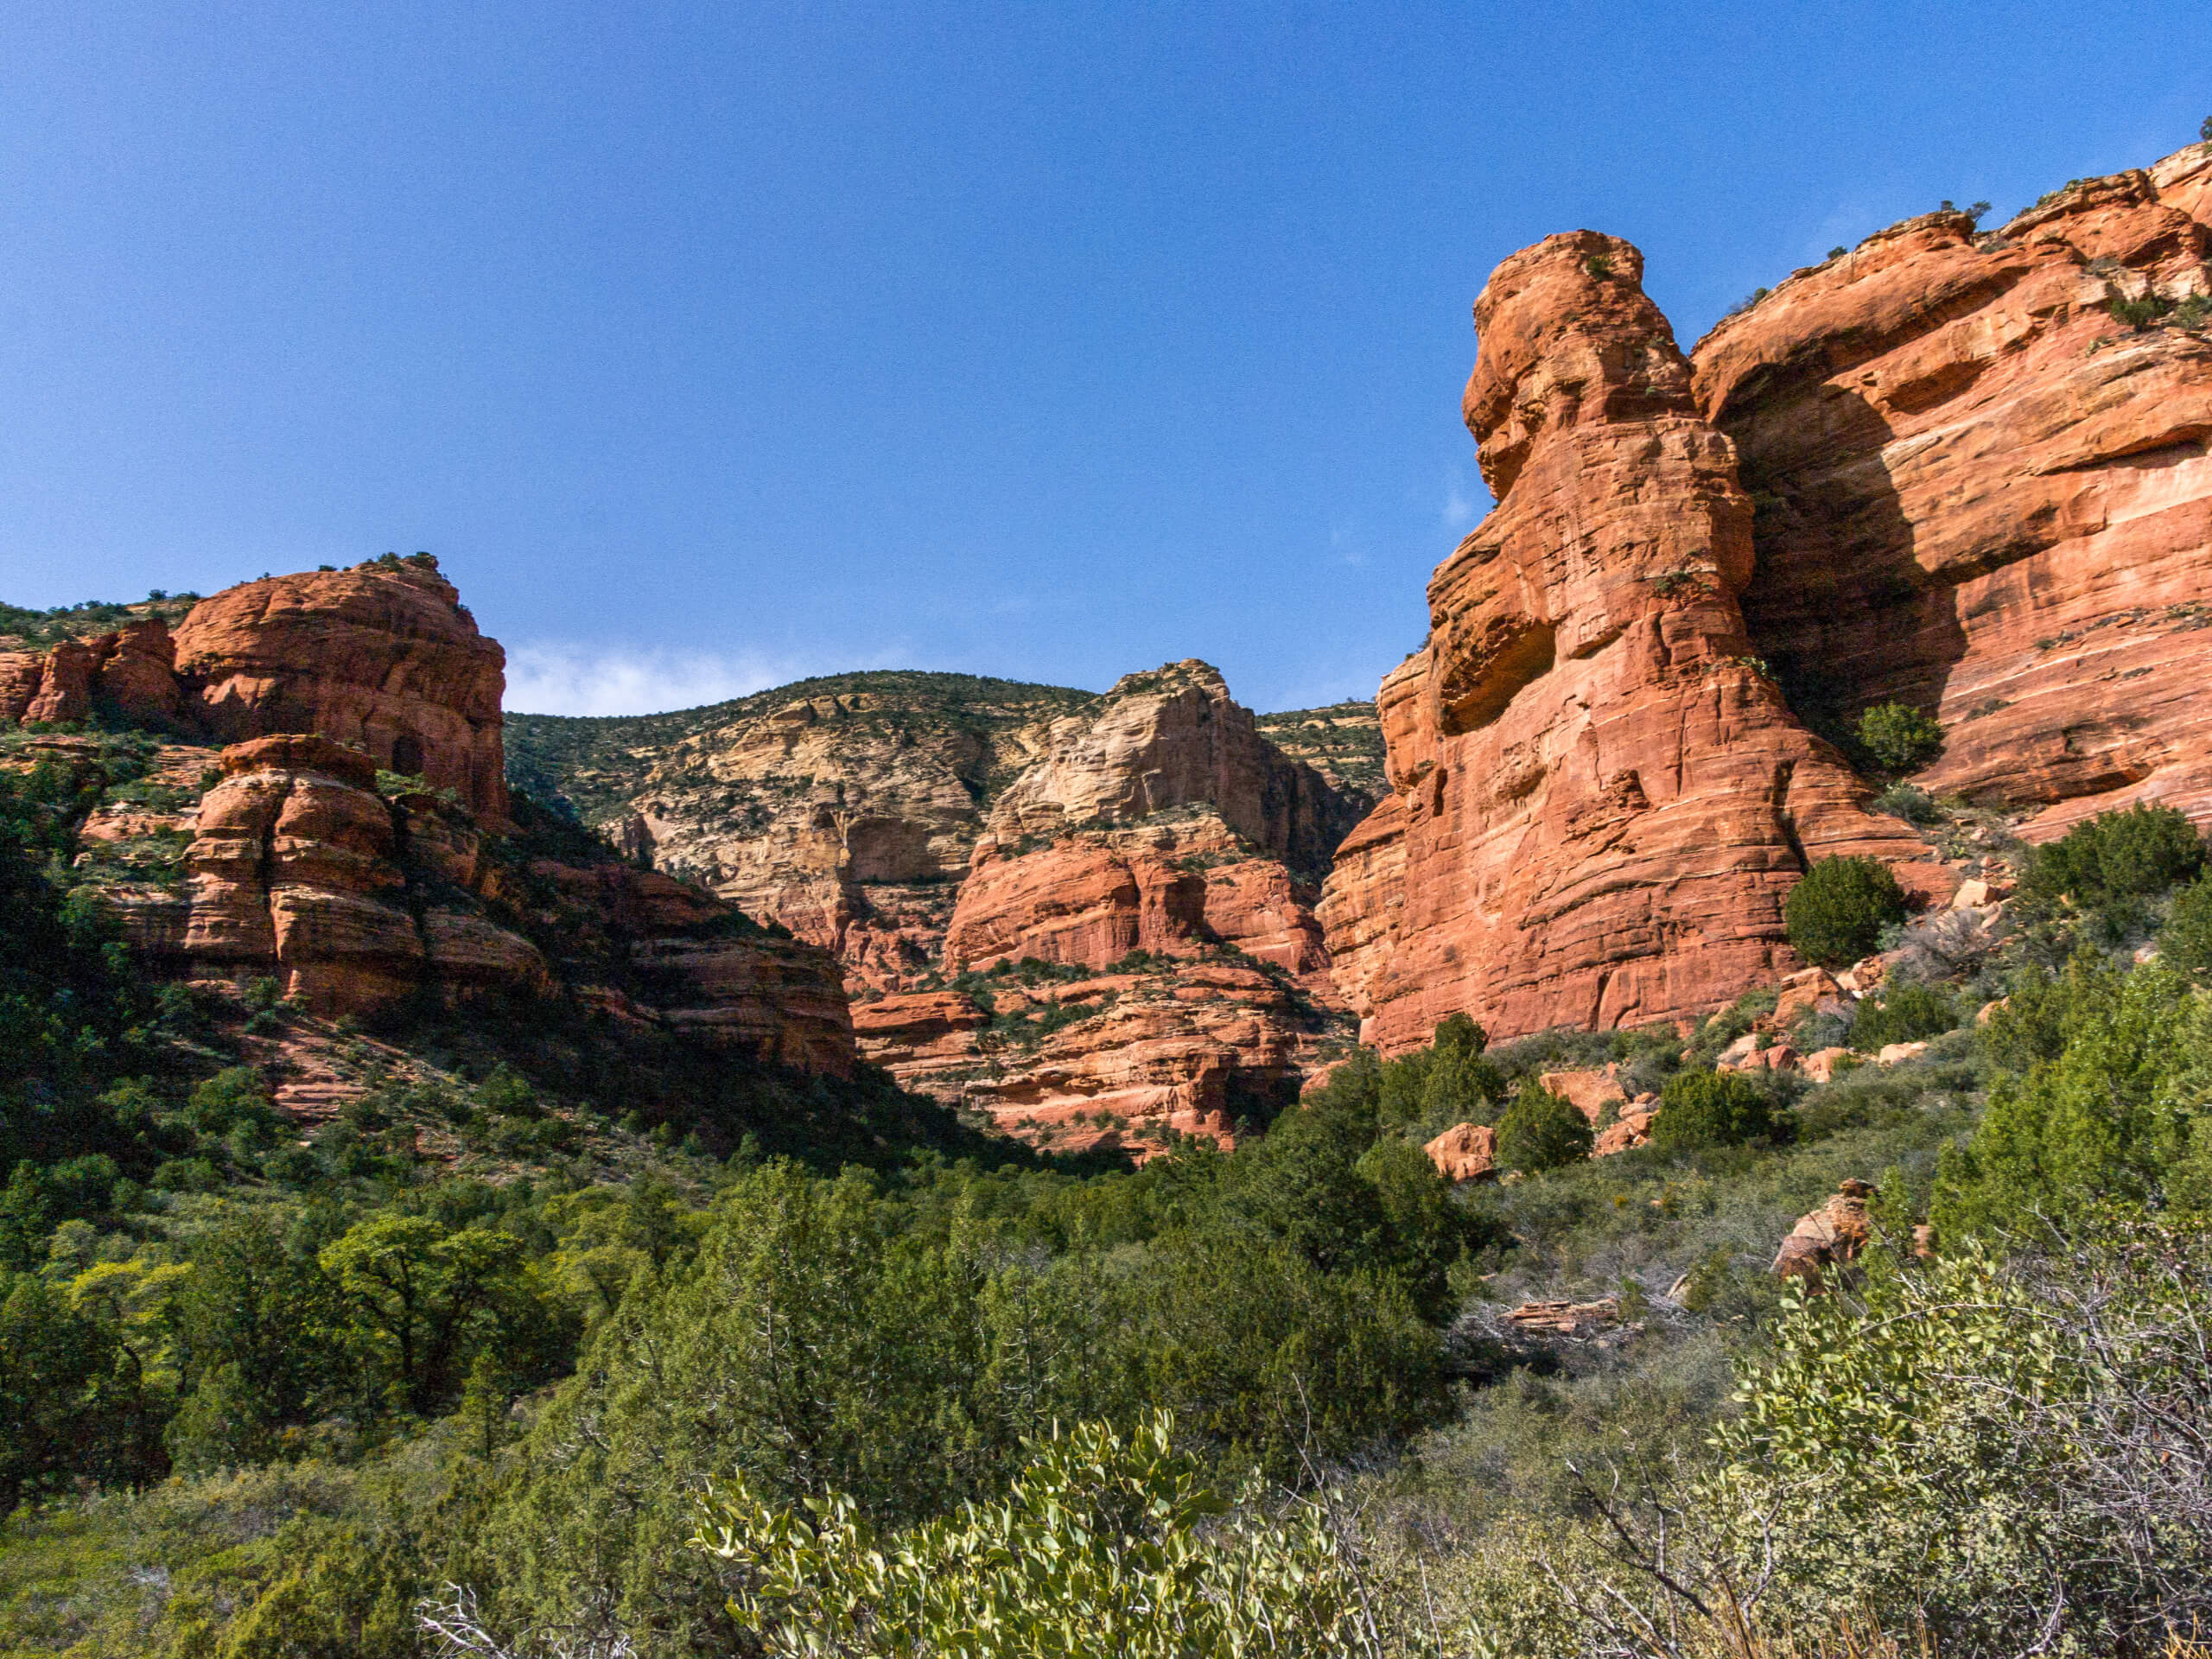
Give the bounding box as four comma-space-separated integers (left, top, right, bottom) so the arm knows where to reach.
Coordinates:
9, 695, 2212, 1655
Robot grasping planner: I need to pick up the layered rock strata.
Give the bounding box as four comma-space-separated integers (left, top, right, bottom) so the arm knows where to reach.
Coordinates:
505, 676, 1093, 992
1692, 144, 2212, 838
5, 560, 510, 823
1320, 232, 1942, 1052
849, 664, 1370, 1152
173, 561, 511, 823
168, 732, 855, 1072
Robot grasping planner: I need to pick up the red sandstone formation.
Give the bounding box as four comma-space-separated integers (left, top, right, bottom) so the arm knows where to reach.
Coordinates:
944, 816, 1329, 982
173, 560, 511, 823
1320, 232, 1942, 1053
1424, 1121, 1497, 1182
172, 732, 856, 1072
846, 661, 1363, 1152
1692, 145, 2212, 839
0, 620, 184, 731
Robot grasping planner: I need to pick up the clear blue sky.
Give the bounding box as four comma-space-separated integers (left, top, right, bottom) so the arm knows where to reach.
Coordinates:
3, 4, 2207, 714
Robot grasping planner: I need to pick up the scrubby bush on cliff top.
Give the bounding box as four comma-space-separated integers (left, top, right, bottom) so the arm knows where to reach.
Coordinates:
1785, 854, 1907, 967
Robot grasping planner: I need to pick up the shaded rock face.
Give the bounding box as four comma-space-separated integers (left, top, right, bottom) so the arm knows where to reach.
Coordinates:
2, 620, 187, 732
1320, 232, 1939, 1053
173, 563, 510, 823
849, 664, 1370, 1151
852, 959, 1319, 1160
175, 734, 856, 1074
1693, 145, 2212, 838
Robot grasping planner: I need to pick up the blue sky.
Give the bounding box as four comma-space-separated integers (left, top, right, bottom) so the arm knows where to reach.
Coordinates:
3, 3, 2207, 714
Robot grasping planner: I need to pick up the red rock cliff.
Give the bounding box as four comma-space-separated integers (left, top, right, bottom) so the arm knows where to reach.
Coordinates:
172, 561, 511, 823
1319, 232, 1939, 1053
1691, 145, 2212, 837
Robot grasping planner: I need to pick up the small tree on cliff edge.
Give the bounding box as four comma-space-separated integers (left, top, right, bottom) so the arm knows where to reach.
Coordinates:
1786, 856, 1908, 968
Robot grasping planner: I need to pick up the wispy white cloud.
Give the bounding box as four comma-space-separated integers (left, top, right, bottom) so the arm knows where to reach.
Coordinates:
1441, 464, 1485, 531
503, 642, 904, 716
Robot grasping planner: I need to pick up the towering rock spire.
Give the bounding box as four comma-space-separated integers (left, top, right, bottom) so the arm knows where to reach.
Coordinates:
1320, 232, 1941, 1051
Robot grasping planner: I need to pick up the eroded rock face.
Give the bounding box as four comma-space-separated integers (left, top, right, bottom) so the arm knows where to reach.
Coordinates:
173, 562, 511, 823
854, 959, 1320, 1158
1773, 1179, 1878, 1287
983, 661, 1365, 879
168, 730, 860, 1074
1692, 145, 2212, 839
0, 621, 185, 731
833, 667, 1369, 1150
506, 677, 1090, 993
1320, 232, 1941, 1053
944, 813, 1330, 982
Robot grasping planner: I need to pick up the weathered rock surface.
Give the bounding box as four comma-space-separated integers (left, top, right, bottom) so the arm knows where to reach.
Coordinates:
171, 732, 858, 1071
982, 661, 1366, 879
1773, 1179, 1878, 1285
173, 561, 510, 823
848, 663, 1370, 1151
505, 674, 1094, 992
1692, 144, 2212, 840
1424, 1121, 1497, 1182
1320, 231, 1942, 1053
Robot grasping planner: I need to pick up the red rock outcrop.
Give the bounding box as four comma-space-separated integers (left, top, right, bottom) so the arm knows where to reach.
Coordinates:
184, 734, 434, 1014
173, 560, 511, 823
984, 661, 1363, 877
944, 815, 1330, 982
1320, 232, 1942, 1053
1425, 1121, 1497, 1182
1692, 144, 2212, 840
1773, 1179, 1878, 1286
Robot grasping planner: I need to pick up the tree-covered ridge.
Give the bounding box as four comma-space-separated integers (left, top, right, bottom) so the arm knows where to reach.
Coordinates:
504, 669, 1100, 825
0, 594, 203, 652
1254, 700, 1387, 798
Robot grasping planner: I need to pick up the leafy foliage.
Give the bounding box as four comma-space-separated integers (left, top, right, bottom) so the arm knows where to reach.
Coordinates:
1848, 980, 1957, 1051
690, 1413, 1373, 1658
2028, 802, 2206, 910
1784, 855, 1908, 968
1492, 1082, 1592, 1172
1649, 1069, 1775, 1152
1854, 702, 1943, 772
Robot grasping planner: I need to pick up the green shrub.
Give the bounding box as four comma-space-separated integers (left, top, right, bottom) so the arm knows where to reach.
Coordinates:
1849, 981, 1956, 1051
1493, 1080, 1592, 1172
690, 1413, 1370, 1659
2165, 877, 2212, 979
1855, 702, 1943, 772
1784, 856, 1907, 967
1650, 1069, 1776, 1151
2030, 803, 2206, 908
1871, 782, 1942, 825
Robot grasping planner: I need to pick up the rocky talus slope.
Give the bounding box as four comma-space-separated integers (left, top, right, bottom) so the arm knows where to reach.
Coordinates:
1321, 141, 2212, 1053
9, 561, 859, 1078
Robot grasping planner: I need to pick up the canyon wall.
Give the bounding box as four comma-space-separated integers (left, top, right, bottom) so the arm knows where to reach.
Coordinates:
4, 556, 511, 823
1324, 142, 2212, 1054
22, 562, 860, 1077
1692, 145, 2212, 837
1318, 232, 1947, 1053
